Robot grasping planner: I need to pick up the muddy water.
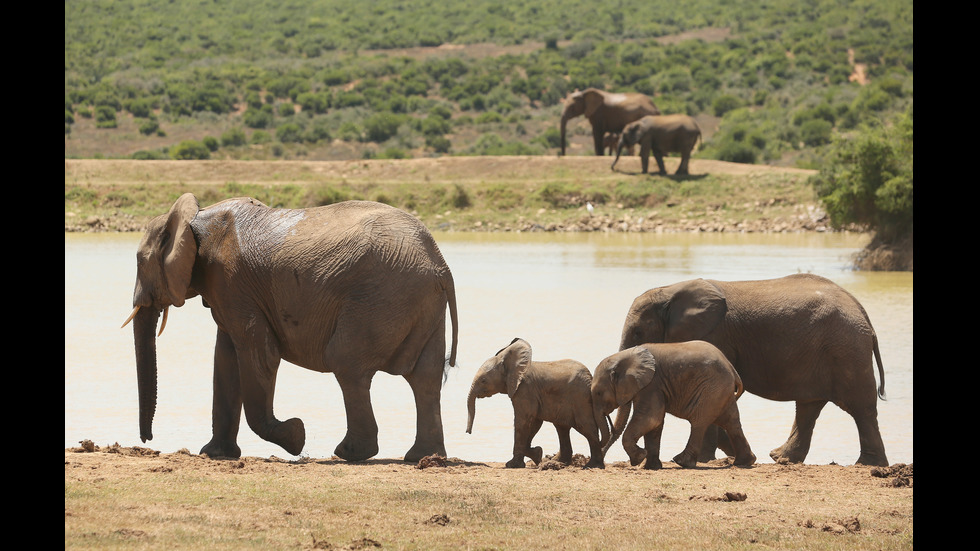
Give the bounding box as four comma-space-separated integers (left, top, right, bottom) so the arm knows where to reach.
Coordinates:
65, 231, 912, 466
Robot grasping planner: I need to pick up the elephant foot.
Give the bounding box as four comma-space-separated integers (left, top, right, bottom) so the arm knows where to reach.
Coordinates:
769, 442, 807, 464
404, 441, 447, 464
643, 457, 663, 470
334, 432, 379, 462
584, 458, 605, 469
505, 457, 527, 468
200, 438, 241, 459
734, 452, 757, 467
673, 451, 698, 469
270, 417, 306, 456
627, 448, 647, 467
528, 446, 543, 465
856, 451, 889, 467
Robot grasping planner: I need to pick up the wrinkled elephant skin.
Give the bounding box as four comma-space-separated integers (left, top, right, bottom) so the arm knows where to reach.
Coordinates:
127, 194, 459, 462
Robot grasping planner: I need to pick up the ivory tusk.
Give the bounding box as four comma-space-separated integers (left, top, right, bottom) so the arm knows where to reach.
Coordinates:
157, 306, 169, 337
121, 306, 140, 328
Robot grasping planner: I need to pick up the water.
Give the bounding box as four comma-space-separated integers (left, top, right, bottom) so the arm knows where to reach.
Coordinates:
65, 231, 912, 466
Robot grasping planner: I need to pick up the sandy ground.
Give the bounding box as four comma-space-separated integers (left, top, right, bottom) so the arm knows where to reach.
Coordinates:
65, 443, 912, 550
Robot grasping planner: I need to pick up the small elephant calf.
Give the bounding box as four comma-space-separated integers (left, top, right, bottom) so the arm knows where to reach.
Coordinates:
467, 338, 607, 468
592, 341, 756, 469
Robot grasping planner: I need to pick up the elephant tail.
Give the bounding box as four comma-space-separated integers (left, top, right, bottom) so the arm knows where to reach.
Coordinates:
444, 273, 459, 370
873, 334, 886, 400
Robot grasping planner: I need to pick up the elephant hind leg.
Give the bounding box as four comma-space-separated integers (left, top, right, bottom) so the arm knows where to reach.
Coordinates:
334, 372, 380, 462
714, 405, 756, 467
770, 400, 826, 464
555, 424, 573, 463
842, 402, 889, 466
403, 319, 448, 463
673, 424, 708, 468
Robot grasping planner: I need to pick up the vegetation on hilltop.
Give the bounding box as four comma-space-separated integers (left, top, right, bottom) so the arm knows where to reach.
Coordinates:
65, 0, 912, 167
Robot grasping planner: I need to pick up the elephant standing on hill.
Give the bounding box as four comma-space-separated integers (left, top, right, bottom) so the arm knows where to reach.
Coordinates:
123, 193, 459, 462
559, 88, 660, 156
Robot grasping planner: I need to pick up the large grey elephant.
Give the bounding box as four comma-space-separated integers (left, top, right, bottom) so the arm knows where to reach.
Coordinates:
611, 114, 702, 175
592, 342, 756, 469
466, 338, 607, 468
559, 88, 660, 156
122, 193, 459, 462
619, 274, 888, 466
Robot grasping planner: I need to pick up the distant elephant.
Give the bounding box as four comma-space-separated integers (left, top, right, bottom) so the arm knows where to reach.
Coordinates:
611, 114, 702, 175
122, 193, 459, 462
466, 338, 607, 468
559, 88, 660, 156
592, 342, 756, 469
619, 274, 888, 466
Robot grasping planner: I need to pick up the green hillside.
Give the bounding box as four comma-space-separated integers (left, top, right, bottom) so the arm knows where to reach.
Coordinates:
65, 0, 912, 167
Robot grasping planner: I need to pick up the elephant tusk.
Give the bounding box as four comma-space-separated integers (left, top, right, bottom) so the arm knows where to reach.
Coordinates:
121, 306, 141, 329
157, 306, 169, 337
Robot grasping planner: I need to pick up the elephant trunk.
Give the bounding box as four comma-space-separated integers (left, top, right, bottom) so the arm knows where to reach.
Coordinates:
465, 383, 478, 434
595, 401, 611, 451
601, 402, 632, 455
611, 141, 625, 171
559, 114, 569, 156
133, 307, 161, 443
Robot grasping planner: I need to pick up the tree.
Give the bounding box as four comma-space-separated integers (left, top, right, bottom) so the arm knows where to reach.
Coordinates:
810, 107, 912, 267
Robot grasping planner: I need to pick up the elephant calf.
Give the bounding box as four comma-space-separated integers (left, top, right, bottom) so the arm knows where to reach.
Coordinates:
611, 114, 702, 175
467, 338, 607, 468
592, 341, 756, 469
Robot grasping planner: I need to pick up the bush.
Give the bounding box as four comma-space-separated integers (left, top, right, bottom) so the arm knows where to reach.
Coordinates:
800, 119, 833, 146
138, 118, 159, 136
221, 127, 247, 147
170, 140, 211, 160
363, 113, 405, 143
811, 108, 912, 242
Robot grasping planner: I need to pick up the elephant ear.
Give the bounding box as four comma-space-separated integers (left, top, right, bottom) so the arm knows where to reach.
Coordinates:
665, 279, 727, 342
161, 193, 200, 307
611, 347, 657, 403
504, 338, 533, 397
583, 89, 605, 118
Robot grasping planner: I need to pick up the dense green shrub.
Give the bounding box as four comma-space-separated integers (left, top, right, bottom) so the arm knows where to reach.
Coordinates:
221, 127, 247, 147
170, 140, 211, 160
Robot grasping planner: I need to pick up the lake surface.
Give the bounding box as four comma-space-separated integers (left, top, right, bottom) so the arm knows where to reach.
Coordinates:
65, 231, 912, 466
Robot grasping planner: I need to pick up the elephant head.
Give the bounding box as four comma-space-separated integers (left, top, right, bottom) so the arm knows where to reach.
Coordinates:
620, 279, 728, 350
465, 338, 532, 433
592, 346, 658, 455
121, 193, 201, 444
610, 121, 644, 171
559, 89, 602, 156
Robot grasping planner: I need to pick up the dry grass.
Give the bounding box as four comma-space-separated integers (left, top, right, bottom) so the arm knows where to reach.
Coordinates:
65, 446, 912, 550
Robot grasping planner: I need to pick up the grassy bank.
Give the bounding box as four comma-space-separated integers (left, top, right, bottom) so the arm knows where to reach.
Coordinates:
65, 157, 831, 234
65, 446, 912, 550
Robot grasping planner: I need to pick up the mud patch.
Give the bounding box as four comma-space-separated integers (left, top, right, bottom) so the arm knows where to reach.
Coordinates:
425, 514, 451, 526
416, 454, 447, 469
69, 440, 160, 457
871, 463, 913, 488
690, 491, 747, 502
800, 516, 861, 534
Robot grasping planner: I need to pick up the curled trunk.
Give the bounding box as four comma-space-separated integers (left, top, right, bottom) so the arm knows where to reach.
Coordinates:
133, 307, 161, 442
601, 402, 632, 455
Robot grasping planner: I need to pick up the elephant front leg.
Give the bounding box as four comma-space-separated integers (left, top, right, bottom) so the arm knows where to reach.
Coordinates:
623, 416, 660, 468
334, 372, 380, 462
237, 329, 306, 457
200, 329, 243, 458
770, 400, 826, 464
652, 151, 668, 175
507, 418, 543, 468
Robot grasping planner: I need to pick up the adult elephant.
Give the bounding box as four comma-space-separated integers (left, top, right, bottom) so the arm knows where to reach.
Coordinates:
122, 193, 459, 462
559, 88, 660, 156
619, 274, 889, 466
611, 114, 702, 175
